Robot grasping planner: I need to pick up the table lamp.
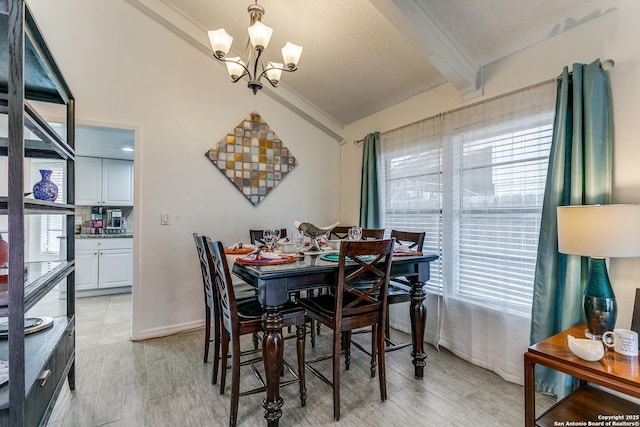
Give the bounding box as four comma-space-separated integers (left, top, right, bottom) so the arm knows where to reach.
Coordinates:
557, 205, 640, 340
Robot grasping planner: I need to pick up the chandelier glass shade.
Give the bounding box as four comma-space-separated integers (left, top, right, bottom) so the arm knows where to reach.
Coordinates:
208, 2, 303, 95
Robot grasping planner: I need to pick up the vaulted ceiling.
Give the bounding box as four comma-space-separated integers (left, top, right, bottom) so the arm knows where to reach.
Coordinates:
129, 0, 629, 139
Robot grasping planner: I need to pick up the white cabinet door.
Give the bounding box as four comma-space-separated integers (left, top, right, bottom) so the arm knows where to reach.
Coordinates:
98, 248, 133, 288
101, 159, 133, 206
75, 249, 99, 290
76, 157, 102, 205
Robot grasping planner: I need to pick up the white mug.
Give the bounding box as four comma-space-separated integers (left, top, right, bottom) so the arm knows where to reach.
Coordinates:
602, 329, 638, 357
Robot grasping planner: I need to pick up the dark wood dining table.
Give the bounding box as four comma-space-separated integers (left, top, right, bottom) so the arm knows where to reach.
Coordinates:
232, 252, 439, 426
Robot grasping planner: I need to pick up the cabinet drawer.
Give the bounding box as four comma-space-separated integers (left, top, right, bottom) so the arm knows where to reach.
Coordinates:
76, 238, 133, 251
25, 322, 74, 427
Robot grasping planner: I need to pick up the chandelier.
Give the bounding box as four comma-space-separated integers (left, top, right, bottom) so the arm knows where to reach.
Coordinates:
208, 1, 303, 95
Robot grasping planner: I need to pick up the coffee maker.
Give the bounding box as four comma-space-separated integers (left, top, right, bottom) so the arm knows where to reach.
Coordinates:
105, 209, 124, 234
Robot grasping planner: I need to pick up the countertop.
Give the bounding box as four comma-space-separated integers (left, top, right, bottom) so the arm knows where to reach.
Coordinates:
76, 234, 133, 239
60, 234, 134, 239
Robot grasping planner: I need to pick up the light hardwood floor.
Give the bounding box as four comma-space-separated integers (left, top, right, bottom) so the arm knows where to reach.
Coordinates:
46, 294, 555, 426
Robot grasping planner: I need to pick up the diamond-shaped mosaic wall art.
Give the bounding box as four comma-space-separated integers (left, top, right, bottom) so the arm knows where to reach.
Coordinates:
206, 112, 298, 206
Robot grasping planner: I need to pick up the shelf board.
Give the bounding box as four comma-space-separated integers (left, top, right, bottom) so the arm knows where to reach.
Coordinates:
0, 95, 75, 160
536, 384, 640, 427
0, 261, 74, 317
0, 197, 75, 215
0, 316, 73, 410
0, 6, 73, 104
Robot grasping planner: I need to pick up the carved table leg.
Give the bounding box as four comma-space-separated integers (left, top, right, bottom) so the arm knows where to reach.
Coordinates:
262, 306, 284, 427
409, 281, 428, 378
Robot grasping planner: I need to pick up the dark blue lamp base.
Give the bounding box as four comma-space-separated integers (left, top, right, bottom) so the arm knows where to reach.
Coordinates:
583, 257, 617, 340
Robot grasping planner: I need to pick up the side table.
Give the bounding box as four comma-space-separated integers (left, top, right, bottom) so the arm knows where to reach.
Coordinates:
525, 324, 640, 427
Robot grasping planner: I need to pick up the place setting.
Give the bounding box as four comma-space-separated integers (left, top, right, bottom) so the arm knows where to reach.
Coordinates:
392, 241, 421, 257
232, 228, 298, 266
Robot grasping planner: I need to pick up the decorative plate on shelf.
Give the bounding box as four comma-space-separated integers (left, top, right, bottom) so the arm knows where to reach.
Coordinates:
0, 360, 7, 387
0, 316, 54, 338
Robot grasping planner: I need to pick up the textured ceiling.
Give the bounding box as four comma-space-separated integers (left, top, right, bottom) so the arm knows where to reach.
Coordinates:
156, 0, 629, 128
423, 0, 625, 66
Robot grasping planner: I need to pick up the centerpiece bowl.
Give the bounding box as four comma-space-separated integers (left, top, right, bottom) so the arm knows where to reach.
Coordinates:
294, 221, 339, 252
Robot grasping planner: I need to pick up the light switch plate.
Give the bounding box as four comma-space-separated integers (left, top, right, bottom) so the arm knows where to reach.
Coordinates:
161, 213, 169, 225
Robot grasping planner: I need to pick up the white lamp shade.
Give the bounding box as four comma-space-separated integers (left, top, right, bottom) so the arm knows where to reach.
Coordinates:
265, 62, 283, 83
557, 204, 640, 258
225, 57, 245, 78
208, 29, 233, 56
281, 42, 303, 68
248, 21, 272, 49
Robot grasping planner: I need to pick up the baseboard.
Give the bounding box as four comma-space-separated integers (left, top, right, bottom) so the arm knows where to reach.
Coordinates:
60, 287, 132, 298
133, 319, 205, 341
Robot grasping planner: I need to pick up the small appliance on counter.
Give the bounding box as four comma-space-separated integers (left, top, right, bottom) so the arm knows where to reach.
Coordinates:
104, 209, 125, 234
90, 207, 103, 234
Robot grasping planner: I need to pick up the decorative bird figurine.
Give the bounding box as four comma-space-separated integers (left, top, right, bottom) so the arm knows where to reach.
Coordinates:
294, 221, 340, 252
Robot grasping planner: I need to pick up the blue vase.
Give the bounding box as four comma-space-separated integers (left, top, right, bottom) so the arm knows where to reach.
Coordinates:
583, 257, 617, 339
33, 169, 58, 202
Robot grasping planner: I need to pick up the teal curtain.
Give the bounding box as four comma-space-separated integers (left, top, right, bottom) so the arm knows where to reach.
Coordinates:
530, 59, 612, 397
359, 132, 381, 228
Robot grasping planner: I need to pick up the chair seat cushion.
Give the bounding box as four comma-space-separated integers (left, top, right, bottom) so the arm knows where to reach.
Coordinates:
344, 282, 411, 306
298, 292, 380, 320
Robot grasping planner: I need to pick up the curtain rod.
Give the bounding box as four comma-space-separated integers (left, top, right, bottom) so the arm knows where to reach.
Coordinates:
349, 58, 615, 146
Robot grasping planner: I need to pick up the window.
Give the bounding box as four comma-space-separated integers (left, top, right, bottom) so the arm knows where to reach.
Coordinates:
380, 82, 556, 313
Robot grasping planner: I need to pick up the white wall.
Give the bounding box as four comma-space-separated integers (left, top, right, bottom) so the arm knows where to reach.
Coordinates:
28, 0, 341, 339
342, 1, 640, 339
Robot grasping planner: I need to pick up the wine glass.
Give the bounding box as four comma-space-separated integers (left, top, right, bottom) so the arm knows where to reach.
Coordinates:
291, 229, 305, 256
270, 228, 281, 251
348, 226, 362, 241
263, 229, 274, 251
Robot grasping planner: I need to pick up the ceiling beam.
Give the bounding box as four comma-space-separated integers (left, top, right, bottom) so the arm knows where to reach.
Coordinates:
124, 0, 345, 142
369, 0, 479, 95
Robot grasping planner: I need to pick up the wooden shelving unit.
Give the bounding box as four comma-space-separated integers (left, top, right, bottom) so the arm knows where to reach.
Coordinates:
1, 0, 76, 425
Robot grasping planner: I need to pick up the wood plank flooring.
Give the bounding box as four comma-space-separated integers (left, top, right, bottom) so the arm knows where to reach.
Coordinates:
46, 294, 555, 426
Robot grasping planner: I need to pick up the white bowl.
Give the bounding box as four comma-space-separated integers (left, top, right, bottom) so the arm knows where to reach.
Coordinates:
278, 243, 297, 253
567, 335, 604, 361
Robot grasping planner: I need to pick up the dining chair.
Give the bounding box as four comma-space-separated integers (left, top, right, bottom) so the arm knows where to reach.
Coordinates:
328, 226, 385, 240
384, 230, 425, 350
193, 233, 223, 372
249, 228, 288, 246
298, 238, 394, 421
348, 230, 426, 355
205, 237, 307, 427
193, 233, 260, 385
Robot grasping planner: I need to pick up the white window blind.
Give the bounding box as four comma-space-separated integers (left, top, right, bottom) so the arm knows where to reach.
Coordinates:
454, 117, 553, 310
380, 118, 444, 292
380, 82, 556, 313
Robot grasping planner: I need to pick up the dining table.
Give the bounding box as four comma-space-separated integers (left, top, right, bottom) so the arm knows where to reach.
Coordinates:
231, 250, 439, 426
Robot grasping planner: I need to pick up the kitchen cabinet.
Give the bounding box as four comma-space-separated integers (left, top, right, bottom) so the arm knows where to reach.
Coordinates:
1, 2, 76, 425
74, 238, 133, 293
75, 156, 101, 205
76, 157, 133, 206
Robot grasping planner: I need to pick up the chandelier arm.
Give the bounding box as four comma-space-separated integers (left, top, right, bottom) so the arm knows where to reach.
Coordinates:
212, 55, 251, 81
258, 65, 298, 86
